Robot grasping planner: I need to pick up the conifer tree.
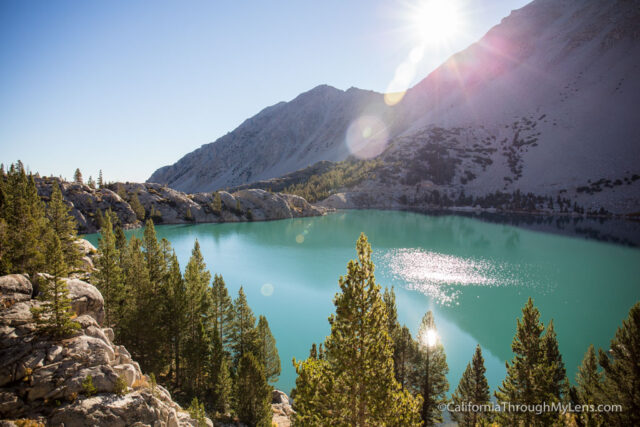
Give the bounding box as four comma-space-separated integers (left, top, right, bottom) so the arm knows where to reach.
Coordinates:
98, 170, 103, 188
292, 355, 334, 425
73, 168, 83, 184
210, 274, 234, 352
415, 311, 449, 426
235, 352, 272, 427
394, 325, 419, 390
541, 318, 567, 424
113, 224, 127, 254
166, 252, 187, 388
94, 213, 123, 328
87, 176, 95, 189
46, 181, 82, 271
495, 297, 547, 426
231, 286, 258, 367
129, 191, 145, 221
31, 234, 80, 338
183, 240, 211, 395
572, 345, 604, 426
143, 219, 166, 285
256, 315, 281, 384
451, 345, 491, 426
303, 233, 422, 426
212, 355, 233, 415
598, 301, 640, 426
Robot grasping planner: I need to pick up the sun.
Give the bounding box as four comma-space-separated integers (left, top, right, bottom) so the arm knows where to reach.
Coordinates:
412, 0, 463, 45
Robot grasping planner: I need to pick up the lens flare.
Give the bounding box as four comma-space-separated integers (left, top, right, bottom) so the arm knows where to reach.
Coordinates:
261, 283, 274, 297
345, 115, 389, 158
295, 234, 305, 244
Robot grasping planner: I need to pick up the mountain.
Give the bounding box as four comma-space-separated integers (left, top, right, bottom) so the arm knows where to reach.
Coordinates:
148, 85, 391, 192
149, 0, 640, 213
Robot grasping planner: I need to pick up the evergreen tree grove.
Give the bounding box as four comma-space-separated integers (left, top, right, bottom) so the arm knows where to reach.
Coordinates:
294, 233, 422, 426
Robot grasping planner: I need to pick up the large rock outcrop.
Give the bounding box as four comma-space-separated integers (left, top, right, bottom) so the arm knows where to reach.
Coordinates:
35, 178, 326, 234
0, 274, 211, 426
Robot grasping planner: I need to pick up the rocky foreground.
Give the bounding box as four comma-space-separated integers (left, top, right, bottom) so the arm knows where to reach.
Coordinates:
36, 177, 326, 234
0, 242, 295, 426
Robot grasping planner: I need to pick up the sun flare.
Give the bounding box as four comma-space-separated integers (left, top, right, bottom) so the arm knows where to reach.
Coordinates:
412, 0, 463, 45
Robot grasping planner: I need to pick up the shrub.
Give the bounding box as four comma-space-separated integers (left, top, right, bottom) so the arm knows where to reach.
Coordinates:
82, 374, 97, 396
114, 374, 128, 397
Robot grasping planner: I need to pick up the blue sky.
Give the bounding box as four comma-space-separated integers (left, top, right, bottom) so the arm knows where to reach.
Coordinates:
0, 0, 529, 183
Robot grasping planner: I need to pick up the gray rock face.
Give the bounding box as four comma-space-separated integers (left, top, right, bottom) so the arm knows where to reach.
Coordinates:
0, 274, 210, 426
148, 85, 392, 192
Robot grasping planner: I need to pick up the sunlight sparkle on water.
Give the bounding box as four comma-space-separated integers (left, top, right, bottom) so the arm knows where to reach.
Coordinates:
383, 248, 508, 305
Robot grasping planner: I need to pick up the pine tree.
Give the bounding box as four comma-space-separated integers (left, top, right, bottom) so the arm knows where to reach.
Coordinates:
98, 170, 103, 188
87, 176, 95, 189
415, 311, 449, 425
495, 297, 547, 426
46, 181, 82, 271
451, 345, 491, 426
143, 219, 166, 285
212, 355, 233, 415
94, 213, 123, 328
31, 234, 80, 338
235, 352, 272, 427
166, 252, 187, 388
304, 233, 422, 426
292, 356, 334, 425
73, 168, 83, 184
129, 191, 145, 221
183, 239, 211, 395
209, 274, 234, 352
114, 223, 127, 251
541, 318, 567, 424
231, 286, 257, 367
598, 301, 640, 426
572, 345, 604, 426
256, 315, 281, 384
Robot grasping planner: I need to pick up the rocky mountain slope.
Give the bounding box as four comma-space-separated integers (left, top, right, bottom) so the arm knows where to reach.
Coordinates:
148, 85, 390, 192
35, 178, 326, 234
0, 271, 212, 426
148, 0, 640, 214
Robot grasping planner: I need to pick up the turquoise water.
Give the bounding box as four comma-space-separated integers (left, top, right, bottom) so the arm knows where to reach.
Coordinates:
84, 210, 640, 395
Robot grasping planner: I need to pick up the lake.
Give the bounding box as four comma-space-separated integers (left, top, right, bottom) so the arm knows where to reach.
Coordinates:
83, 210, 640, 395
